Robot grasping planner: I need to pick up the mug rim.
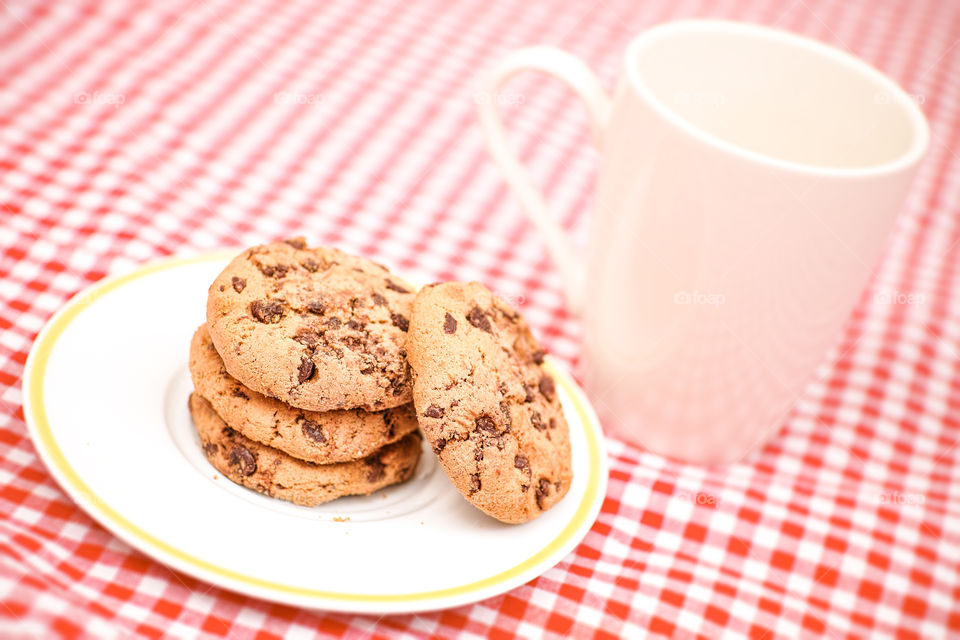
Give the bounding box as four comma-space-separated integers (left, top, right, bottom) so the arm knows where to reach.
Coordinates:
623, 19, 930, 177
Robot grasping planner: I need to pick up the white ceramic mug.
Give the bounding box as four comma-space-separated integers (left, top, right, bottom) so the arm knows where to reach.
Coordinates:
477, 20, 929, 464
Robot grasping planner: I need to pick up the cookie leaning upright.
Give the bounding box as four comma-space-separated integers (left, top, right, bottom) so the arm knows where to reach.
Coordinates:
206, 238, 415, 412
406, 282, 572, 524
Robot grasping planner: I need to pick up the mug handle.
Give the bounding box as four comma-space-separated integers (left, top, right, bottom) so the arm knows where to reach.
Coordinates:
476, 46, 612, 314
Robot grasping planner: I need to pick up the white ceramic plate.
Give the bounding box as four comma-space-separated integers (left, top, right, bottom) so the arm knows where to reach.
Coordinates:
22, 252, 608, 614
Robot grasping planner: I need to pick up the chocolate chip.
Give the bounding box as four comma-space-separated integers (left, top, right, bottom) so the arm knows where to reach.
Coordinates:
532, 350, 546, 365
443, 312, 457, 334
284, 237, 307, 249
500, 401, 512, 430
366, 458, 386, 482
475, 414, 498, 435
467, 306, 492, 333
228, 445, 257, 476
294, 329, 320, 348
386, 279, 409, 293
307, 300, 325, 314
514, 455, 530, 472
301, 420, 327, 444
371, 292, 388, 306
231, 276, 246, 292
218, 285, 225, 291
301, 258, 319, 272
470, 474, 481, 492
232, 388, 249, 400
385, 369, 409, 396
391, 313, 409, 332
530, 411, 545, 430
539, 375, 555, 399
256, 262, 291, 277
380, 413, 395, 437
433, 438, 447, 455
326, 317, 341, 329
535, 478, 550, 508
523, 384, 535, 403
298, 357, 315, 383
346, 319, 362, 330
423, 405, 444, 418
251, 299, 283, 323
502, 306, 521, 322
549, 418, 557, 429
203, 443, 219, 457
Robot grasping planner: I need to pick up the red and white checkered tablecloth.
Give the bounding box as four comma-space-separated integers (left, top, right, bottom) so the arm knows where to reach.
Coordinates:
1, 0, 959, 637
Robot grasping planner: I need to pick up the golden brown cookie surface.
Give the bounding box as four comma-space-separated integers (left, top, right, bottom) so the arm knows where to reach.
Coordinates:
206, 238, 414, 412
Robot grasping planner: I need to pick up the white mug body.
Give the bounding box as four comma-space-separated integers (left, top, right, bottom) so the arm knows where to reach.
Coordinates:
477, 20, 928, 463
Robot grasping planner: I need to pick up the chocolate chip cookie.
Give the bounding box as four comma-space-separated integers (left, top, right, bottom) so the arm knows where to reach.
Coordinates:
189, 394, 422, 506
406, 282, 572, 523
190, 324, 419, 464
206, 238, 415, 412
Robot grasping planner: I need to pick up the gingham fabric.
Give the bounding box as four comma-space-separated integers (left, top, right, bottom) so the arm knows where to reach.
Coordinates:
1, 0, 959, 637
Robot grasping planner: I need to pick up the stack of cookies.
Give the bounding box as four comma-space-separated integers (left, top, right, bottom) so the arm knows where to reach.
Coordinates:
188, 238, 422, 506
188, 238, 574, 523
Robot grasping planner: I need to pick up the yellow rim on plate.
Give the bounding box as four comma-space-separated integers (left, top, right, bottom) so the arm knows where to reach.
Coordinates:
23, 252, 606, 607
